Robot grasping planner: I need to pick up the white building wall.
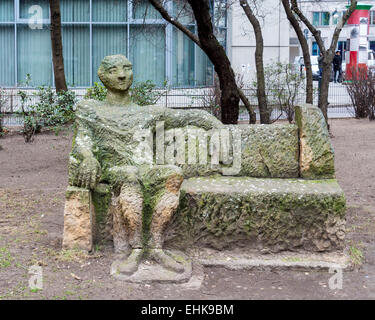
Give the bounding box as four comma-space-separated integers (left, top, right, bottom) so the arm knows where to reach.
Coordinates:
228, 0, 290, 83
288, 0, 375, 63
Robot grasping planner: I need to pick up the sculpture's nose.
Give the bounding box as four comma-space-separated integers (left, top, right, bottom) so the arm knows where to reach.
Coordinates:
118, 76, 126, 81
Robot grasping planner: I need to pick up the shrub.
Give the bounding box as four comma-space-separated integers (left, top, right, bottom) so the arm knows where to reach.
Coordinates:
264, 62, 306, 123
18, 86, 77, 142
84, 80, 165, 106
346, 66, 375, 120
202, 74, 221, 120
131, 80, 164, 106
84, 82, 107, 101
0, 88, 8, 135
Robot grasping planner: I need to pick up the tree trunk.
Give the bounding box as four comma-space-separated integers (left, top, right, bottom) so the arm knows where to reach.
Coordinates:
281, 0, 313, 104
187, 0, 239, 124
240, 0, 270, 124
238, 88, 256, 124
319, 59, 332, 124
50, 0, 67, 93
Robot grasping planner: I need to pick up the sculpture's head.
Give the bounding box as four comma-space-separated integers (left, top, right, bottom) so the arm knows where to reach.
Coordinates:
98, 55, 133, 92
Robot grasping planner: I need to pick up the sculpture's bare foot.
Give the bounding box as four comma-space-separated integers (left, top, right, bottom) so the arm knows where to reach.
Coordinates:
151, 249, 185, 274
117, 249, 143, 275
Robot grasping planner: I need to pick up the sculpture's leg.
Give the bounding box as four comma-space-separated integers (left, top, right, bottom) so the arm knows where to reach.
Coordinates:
112, 183, 144, 253
110, 166, 144, 275
141, 166, 184, 273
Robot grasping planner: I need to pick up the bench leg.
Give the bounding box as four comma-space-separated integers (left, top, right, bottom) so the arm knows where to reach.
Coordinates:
62, 187, 95, 252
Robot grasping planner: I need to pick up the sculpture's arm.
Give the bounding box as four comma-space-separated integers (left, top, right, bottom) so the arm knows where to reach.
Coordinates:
163, 108, 224, 131
69, 123, 101, 190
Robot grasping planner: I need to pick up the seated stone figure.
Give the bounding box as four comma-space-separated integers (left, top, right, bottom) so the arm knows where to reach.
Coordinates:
67, 55, 223, 275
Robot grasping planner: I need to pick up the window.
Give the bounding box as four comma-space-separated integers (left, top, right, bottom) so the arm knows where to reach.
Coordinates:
312, 42, 320, 56
312, 12, 330, 26
370, 11, 375, 25
0, 0, 224, 87
370, 41, 375, 52
332, 11, 345, 25
337, 41, 346, 56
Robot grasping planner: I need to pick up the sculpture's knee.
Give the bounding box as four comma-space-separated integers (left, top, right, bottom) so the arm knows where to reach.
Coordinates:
108, 165, 140, 190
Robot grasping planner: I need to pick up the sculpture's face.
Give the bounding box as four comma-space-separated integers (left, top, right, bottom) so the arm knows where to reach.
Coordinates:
98, 55, 133, 92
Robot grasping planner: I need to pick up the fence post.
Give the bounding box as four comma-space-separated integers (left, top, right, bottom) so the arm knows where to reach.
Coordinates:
165, 89, 168, 108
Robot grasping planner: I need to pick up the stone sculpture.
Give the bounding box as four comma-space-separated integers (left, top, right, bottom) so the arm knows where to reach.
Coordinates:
64, 55, 224, 276
63, 54, 346, 282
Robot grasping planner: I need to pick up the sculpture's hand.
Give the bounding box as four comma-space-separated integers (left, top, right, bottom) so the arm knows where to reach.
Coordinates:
77, 156, 101, 189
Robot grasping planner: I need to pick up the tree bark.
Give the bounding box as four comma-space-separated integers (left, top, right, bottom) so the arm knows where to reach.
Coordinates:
239, 0, 270, 124
291, 0, 357, 126
50, 0, 67, 93
281, 0, 313, 104
186, 0, 239, 124
238, 88, 256, 124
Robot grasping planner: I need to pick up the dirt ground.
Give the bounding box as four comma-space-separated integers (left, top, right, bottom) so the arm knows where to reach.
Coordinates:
0, 118, 374, 300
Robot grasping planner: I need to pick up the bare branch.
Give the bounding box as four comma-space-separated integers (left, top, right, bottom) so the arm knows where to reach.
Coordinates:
147, 0, 201, 47
290, 0, 325, 53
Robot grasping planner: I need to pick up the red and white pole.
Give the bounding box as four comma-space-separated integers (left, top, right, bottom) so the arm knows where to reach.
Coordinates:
345, 3, 373, 80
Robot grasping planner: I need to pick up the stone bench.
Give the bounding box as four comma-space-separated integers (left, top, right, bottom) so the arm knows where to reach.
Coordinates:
165, 177, 345, 252
62, 104, 346, 254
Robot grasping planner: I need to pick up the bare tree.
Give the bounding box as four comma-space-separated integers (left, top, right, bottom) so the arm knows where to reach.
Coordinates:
291, 0, 357, 124
147, 0, 256, 124
49, 0, 67, 92
239, 0, 271, 124
281, 0, 313, 104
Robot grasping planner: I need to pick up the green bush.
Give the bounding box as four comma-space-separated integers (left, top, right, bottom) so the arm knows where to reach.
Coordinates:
19, 86, 77, 142
84, 80, 165, 106
84, 82, 107, 101
0, 88, 7, 135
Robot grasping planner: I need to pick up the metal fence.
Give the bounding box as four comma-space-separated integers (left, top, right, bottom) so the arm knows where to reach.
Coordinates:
0, 82, 355, 127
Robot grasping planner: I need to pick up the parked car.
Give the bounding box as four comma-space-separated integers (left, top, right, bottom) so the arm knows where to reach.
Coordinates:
311, 55, 334, 82
293, 56, 305, 76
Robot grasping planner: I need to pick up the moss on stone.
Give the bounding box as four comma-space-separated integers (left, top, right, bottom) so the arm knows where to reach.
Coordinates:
165, 177, 346, 252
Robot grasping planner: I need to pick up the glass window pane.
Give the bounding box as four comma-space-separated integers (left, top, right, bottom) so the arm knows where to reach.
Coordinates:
322, 12, 330, 26
216, 27, 226, 49
133, 0, 162, 19
92, 0, 127, 22
130, 25, 166, 86
17, 25, 52, 86
20, 0, 49, 20
0, 25, 15, 86
61, 0, 90, 22
0, 0, 14, 22
214, 0, 227, 28
196, 46, 213, 86
62, 25, 90, 87
92, 25, 128, 84
172, 27, 195, 86
173, 0, 195, 24
312, 12, 320, 26
312, 42, 319, 56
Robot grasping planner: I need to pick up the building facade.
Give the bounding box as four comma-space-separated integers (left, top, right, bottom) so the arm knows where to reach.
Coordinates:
0, 0, 223, 88
289, 0, 375, 62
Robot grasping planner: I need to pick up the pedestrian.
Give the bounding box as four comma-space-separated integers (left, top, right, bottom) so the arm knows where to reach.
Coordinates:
333, 50, 343, 83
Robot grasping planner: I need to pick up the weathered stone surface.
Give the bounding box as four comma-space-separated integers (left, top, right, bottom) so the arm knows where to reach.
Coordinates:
165, 177, 346, 252
295, 104, 335, 179
92, 183, 112, 244
236, 124, 299, 178
62, 187, 95, 251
